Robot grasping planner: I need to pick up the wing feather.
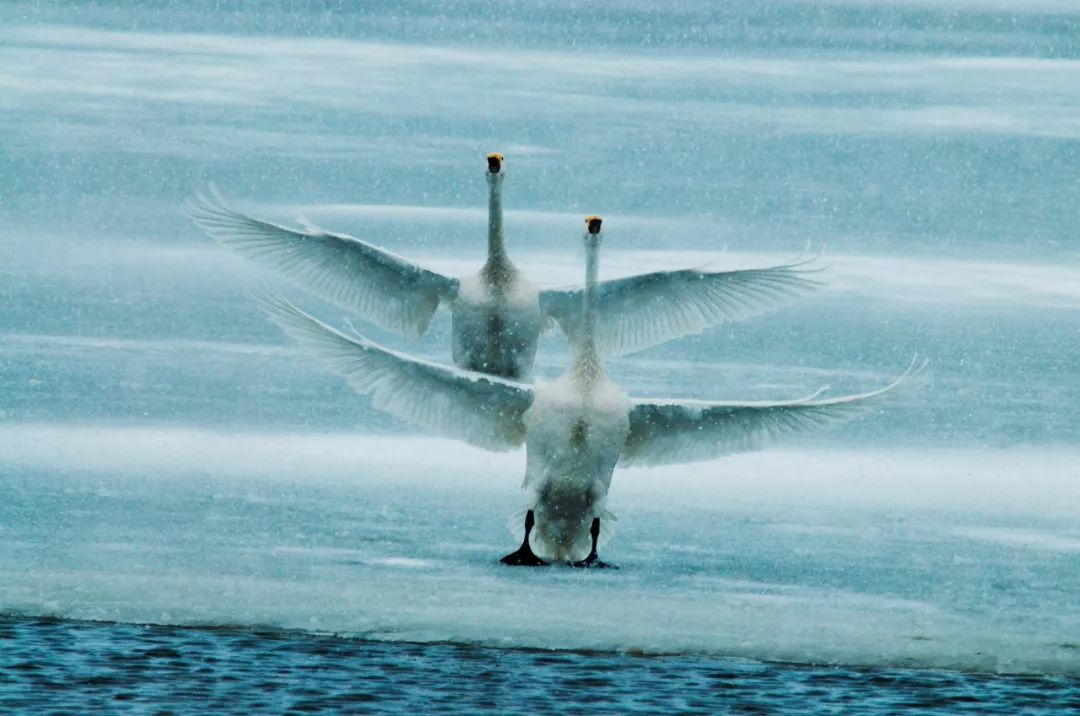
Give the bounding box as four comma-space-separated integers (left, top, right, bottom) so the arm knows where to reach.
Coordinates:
620, 358, 925, 467
257, 294, 532, 451
189, 188, 459, 338
540, 257, 825, 356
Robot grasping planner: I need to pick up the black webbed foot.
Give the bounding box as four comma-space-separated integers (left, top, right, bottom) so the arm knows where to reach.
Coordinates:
500, 546, 548, 567
500, 509, 548, 567
570, 553, 618, 569
569, 517, 618, 569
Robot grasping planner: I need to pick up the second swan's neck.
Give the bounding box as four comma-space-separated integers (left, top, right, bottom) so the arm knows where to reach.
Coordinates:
485, 175, 508, 268
573, 235, 604, 384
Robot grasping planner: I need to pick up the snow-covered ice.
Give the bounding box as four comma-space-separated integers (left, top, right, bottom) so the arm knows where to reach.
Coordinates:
2, 425, 1080, 674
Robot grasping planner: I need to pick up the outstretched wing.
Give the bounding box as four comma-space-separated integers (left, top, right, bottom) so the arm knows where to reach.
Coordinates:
189, 188, 459, 338
620, 359, 925, 467
540, 257, 824, 357
258, 294, 532, 451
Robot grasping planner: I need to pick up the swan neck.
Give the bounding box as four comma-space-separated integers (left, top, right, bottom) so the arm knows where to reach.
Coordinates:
574, 235, 602, 378
486, 176, 507, 265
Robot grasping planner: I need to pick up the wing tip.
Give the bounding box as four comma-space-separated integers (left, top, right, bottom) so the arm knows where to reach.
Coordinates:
249, 287, 328, 339
250, 288, 309, 338
185, 183, 248, 238
809, 353, 930, 405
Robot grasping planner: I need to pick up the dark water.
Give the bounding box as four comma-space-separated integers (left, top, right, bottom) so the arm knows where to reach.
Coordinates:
2, 616, 1078, 715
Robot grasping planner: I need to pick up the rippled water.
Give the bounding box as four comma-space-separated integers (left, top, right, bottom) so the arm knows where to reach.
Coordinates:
3, 616, 1079, 715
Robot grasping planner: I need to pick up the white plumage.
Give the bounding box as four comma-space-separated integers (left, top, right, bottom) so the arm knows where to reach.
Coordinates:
259, 218, 923, 565
190, 154, 823, 380
190, 185, 456, 339
538, 254, 822, 358
258, 291, 531, 451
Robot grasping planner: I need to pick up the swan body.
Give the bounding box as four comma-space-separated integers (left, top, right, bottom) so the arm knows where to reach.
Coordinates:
448, 161, 546, 379
519, 221, 630, 560
451, 265, 544, 379
190, 154, 825, 381
522, 368, 630, 561
257, 216, 925, 564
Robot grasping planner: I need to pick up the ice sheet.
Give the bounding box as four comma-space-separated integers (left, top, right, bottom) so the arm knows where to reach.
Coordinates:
2, 426, 1079, 674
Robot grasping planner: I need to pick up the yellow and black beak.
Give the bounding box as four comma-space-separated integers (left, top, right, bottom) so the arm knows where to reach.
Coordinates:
487, 153, 504, 174
585, 215, 603, 235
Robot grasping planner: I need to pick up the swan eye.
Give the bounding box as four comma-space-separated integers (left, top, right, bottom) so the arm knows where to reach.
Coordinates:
487, 153, 504, 173
585, 215, 603, 235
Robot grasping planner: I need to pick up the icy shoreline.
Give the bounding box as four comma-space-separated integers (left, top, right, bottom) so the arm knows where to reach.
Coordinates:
3, 426, 1078, 675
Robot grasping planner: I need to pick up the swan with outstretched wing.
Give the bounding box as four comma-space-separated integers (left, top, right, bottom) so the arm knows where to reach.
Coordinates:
192, 154, 823, 380
258, 216, 923, 567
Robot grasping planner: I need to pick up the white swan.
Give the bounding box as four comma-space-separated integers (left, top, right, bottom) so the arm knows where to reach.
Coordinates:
190, 153, 823, 380
257, 216, 924, 567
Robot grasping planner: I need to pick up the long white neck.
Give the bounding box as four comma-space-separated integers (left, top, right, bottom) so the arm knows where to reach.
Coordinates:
573, 234, 603, 382
485, 174, 508, 266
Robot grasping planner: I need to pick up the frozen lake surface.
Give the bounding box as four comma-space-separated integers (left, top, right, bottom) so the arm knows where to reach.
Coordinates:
3, 428, 1080, 677
2, 0, 1080, 711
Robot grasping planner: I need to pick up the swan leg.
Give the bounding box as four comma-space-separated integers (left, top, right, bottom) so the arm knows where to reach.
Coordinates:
571, 517, 618, 569
500, 510, 547, 567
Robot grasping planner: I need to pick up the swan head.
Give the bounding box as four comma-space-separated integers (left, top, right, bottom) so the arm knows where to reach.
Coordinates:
531, 487, 597, 562
486, 152, 504, 177
584, 215, 603, 247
